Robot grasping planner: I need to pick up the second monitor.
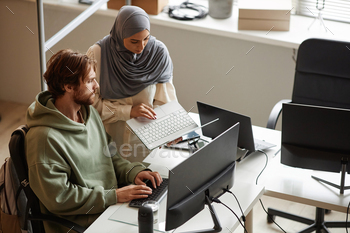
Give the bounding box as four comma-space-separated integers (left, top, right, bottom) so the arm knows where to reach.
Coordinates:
197, 101, 275, 159
282, 103, 350, 194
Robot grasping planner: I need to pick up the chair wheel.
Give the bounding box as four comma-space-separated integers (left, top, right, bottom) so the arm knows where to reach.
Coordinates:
325, 209, 331, 214
267, 214, 276, 223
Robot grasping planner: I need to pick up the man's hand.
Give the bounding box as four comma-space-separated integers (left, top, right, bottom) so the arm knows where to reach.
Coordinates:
115, 185, 152, 203
134, 171, 163, 189
130, 103, 157, 119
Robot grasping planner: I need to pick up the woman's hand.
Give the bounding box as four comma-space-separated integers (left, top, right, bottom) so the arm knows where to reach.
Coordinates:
134, 171, 163, 189
130, 103, 157, 119
115, 185, 152, 203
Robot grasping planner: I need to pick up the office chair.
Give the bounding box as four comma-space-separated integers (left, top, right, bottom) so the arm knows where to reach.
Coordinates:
9, 125, 86, 233
267, 38, 350, 129
266, 38, 350, 233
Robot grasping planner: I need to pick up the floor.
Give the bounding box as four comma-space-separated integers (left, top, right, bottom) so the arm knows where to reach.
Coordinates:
233, 196, 348, 233
0, 100, 348, 233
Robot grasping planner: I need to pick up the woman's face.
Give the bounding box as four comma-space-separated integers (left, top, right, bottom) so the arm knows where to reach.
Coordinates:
123, 29, 150, 54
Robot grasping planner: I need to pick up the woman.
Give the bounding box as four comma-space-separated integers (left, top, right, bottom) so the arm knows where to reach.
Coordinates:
87, 6, 178, 162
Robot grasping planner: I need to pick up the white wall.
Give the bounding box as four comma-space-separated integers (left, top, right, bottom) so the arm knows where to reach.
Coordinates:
0, 0, 41, 104
150, 25, 295, 127
1, 2, 295, 127
43, 5, 116, 59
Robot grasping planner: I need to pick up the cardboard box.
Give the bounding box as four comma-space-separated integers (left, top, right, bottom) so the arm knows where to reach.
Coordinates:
238, 0, 292, 31
107, 0, 169, 15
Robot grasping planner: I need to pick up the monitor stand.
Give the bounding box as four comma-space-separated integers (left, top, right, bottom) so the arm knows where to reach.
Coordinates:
311, 160, 350, 194
183, 195, 222, 233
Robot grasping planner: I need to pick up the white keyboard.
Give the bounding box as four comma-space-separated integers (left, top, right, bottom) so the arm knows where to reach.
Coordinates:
135, 109, 196, 145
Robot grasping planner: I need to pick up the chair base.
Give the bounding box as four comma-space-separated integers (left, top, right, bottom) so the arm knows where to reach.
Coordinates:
267, 207, 348, 233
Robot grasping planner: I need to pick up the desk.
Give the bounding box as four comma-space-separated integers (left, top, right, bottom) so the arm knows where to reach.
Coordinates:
85, 115, 266, 233
86, 121, 350, 232
85, 146, 265, 233
85, 181, 264, 233
247, 126, 350, 214
265, 158, 350, 213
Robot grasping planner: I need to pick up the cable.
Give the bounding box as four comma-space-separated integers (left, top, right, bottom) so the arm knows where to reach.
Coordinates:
346, 201, 350, 233
223, 188, 246, 222
167, 1, 208, 21
212, 198, 248, 233
256, 150, 268, 185
256, 151, 287, 232
259, 199, 287, 233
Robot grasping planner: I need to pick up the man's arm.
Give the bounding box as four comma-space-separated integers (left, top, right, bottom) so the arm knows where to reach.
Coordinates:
28, 162, 116, 216
26, 128, 118, 216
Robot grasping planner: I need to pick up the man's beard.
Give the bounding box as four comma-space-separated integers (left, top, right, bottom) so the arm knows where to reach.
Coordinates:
73, 87, 94, 105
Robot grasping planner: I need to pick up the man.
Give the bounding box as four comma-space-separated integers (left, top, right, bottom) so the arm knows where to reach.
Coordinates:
25, 49, 162, 233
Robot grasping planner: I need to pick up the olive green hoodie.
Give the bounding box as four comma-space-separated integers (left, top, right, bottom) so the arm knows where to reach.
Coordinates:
25, 91, 146, 232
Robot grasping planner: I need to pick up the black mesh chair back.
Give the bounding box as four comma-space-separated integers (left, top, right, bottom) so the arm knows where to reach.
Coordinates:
292, 38, 350, 109
266, 38, 350, 129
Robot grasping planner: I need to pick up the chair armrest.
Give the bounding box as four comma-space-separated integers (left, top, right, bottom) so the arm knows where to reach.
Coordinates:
266, 99, 291, 129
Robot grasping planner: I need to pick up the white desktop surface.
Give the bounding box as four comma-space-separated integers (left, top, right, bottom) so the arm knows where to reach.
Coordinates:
236, 126, 281, 186
85, 113, 265, 233
264, 153, 350, 213
85, 114, 350, 232
247, 125, 350, 214
85, 181, 264, 233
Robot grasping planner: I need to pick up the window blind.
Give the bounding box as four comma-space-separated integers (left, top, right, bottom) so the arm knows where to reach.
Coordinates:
293, 0, 350, 23
235, 0, 350, 23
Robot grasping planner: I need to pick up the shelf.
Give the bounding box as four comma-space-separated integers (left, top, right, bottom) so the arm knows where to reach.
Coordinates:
43, 0, 350, 49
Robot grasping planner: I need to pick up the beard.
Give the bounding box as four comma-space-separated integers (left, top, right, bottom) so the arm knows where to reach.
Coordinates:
73, 87, 94, 106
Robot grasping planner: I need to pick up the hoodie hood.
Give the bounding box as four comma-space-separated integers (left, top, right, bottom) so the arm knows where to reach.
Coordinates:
26, 91, 90, 132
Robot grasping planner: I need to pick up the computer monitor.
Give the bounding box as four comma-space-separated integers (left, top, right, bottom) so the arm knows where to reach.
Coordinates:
165, 123, 239, 232
197, 101, 255, 153
281, 103, 350, 194
197, 102, 275, 160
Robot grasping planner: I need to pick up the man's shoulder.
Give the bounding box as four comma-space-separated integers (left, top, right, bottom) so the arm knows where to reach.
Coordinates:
26, 126, 60, 142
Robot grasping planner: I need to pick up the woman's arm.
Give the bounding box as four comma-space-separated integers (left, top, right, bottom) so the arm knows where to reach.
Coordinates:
153, 81, 178, 108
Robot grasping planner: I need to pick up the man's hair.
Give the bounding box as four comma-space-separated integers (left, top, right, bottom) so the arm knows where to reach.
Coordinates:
43, 49, 96, 99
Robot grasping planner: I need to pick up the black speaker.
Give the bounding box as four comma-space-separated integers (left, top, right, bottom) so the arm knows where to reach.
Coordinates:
138, 206, 153, 233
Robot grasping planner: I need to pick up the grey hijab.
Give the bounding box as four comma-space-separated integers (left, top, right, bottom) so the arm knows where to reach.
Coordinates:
97, 6, 173, 99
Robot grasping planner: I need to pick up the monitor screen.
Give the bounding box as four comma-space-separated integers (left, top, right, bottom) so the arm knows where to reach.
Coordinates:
197, 101, 255, 153
281, 103, 350, 173
165, 123, 239, 231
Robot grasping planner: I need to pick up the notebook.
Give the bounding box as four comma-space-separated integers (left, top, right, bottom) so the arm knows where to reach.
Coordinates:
127, 101, 206, 150
197, 102, 275, 160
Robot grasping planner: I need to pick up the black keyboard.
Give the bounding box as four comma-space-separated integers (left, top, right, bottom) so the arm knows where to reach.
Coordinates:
129, 178, 169, 208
